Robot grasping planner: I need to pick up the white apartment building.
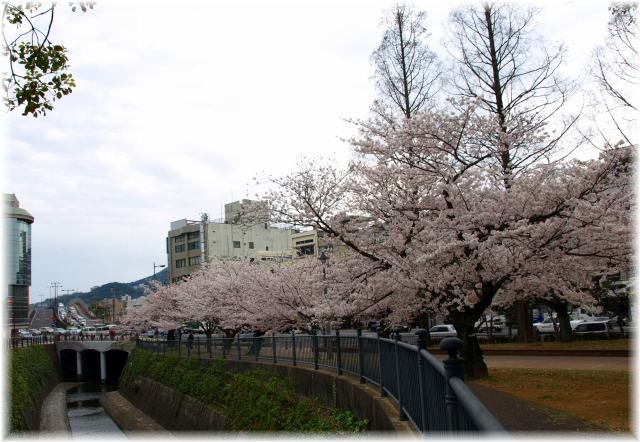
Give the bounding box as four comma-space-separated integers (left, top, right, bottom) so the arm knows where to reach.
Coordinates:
167, 200, 293, 283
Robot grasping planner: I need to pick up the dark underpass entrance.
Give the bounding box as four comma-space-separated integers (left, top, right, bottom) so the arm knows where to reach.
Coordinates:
59, 348, 129, 384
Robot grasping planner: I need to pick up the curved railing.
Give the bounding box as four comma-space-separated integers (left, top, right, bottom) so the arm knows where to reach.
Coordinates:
136, 330, 505, 434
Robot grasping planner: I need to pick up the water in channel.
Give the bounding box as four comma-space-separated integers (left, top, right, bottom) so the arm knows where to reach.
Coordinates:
66, 382, 124, 436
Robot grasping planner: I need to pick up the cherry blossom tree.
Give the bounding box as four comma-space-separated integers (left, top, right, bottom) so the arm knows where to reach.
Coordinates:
266, 101, 632, 377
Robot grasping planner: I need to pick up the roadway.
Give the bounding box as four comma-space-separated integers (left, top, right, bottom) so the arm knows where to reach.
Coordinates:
31, 306, 55, 329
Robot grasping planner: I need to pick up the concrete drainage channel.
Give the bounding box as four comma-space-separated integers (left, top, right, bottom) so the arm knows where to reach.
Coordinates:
40, 382, 126, 436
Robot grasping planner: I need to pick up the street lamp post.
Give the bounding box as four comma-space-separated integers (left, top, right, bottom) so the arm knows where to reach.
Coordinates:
153, 262, 166, 281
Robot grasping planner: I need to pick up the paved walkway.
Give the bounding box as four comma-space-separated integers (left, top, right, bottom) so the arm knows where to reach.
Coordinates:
467, 383, 596, 432
39, 382, 78, 434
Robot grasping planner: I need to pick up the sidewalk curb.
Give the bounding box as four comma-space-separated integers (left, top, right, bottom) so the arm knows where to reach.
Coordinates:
429, 349, 630, 357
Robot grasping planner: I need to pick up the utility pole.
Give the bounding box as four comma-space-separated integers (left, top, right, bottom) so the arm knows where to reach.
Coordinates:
50, 282, 62, 323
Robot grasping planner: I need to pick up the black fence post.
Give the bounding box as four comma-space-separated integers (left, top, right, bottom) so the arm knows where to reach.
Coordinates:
393, 328, 407, 421
272, 335, 277, 363
335, 330, 342, 375
178, 337, 182, 358
222, 338, 226, 359
197, 338, 201, 358
209, 337, 213, 359
377, 331, 387, 397
255, 336, 259, 362
440, 337, 465, 432
291, 331, 297, 366
313, 330, 319, 370
356, 329, 365, 384
163, 339, 166, 356
237, 335, 242, 360
415, 329, 430, 433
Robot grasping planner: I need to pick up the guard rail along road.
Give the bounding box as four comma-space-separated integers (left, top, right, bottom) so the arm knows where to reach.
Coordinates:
137, 329, 505, 435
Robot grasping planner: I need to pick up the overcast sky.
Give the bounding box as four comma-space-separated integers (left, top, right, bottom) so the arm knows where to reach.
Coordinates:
2, 0, 615, 300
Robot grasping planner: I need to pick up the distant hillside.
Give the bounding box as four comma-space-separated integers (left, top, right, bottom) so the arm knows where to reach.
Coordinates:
44, 268, 168, 306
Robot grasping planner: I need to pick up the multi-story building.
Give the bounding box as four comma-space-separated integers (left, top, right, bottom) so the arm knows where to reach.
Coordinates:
167, 200, 293, 283
4, 194, 34, 329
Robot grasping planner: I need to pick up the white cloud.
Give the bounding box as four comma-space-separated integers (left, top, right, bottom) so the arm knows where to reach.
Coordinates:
2, 0, 617, 295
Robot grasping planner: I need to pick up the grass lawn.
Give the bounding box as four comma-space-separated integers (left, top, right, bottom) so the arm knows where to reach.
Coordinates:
426, 338, 631, 351
469, 368, 631, 432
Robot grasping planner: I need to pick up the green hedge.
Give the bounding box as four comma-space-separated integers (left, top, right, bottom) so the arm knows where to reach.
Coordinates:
9, 346, 58, 432
121, 348, 368, 433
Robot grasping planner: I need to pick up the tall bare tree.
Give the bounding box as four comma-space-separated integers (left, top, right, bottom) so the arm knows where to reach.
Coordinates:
447, 4, 576, 343
448, 4, 575, 185
589, 2, 638, 146
371, 4, 440, 119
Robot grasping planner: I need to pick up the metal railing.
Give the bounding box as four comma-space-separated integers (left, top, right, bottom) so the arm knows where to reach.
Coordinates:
6, 333, 135, 350
7, 334, 55, 349
136, 329, 504, 434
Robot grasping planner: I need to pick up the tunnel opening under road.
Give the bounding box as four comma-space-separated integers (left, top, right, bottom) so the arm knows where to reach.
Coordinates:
60, 349, 78, 380
105, 350, 128, 384
81, 350, 101, 381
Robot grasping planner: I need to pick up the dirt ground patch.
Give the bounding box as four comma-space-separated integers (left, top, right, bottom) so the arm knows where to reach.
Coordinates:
469, 368, 631, 432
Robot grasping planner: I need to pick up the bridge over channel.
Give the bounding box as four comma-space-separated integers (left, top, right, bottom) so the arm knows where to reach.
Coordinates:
56, 340, 135, 384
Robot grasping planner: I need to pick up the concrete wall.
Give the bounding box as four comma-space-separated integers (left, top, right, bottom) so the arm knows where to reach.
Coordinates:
120, 376, 226, 431
119, 358, 414, 433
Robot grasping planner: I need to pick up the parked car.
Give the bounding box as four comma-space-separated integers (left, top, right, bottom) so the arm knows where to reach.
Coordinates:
533, 317, 584, 333
54, 328, 67, 335
18, 329, 32, 339
67, 327, 81, 335
477, 325, 503, 334
573, 320, 613, 334
40, 326, 54, 335
29, 329, 41, 336
428, 324, 457, 338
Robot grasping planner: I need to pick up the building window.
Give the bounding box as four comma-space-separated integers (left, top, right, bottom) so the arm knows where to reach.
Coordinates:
188, 256, 200, 266
188, 241, 200, 250
175, 244, 186, 253
297, 245, 315, 256
266, 246, 269, 251
176, 258, 186, 268
233, 241, 241, 248
295, 239, 314, 245
174, 235, 185, 244
187, 232, 199, 240
249, 242, 254, 249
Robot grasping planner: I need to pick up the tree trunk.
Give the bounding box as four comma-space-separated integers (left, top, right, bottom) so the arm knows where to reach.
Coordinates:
452, 313, 488, 378
515, 301, 535, 342
540, 298, 574, 343
460, 321, 488, 378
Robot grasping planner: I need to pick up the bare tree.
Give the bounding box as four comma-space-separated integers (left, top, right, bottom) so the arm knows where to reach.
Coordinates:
589, 2, 638, 146
371, 4, 440, 119
447, 4, 577, 343
448, 3, 575, 185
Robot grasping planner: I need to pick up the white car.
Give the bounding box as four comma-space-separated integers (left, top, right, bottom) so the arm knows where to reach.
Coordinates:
40, 326, 54, 335
54, 327, 67, 335
67, 327, 81, 335
533, 318, 585, 333
428, 324, 458, 338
